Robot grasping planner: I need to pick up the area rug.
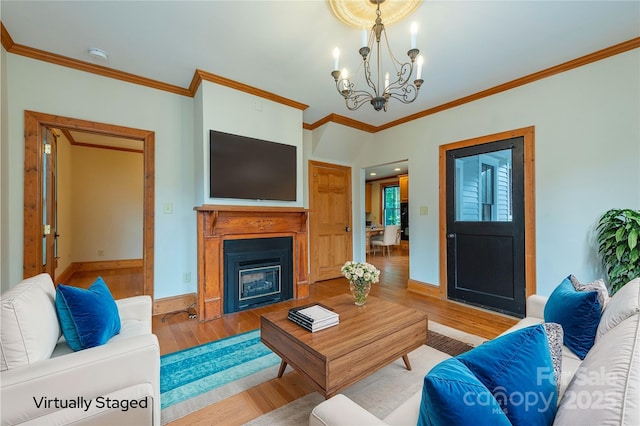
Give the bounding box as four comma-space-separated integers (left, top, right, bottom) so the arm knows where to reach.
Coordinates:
160, 321, 486, 424
160, 329, 281, 424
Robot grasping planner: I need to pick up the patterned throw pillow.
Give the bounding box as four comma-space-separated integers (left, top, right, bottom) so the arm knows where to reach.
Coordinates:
570, 274, 609, 311
543, 322, 563, 393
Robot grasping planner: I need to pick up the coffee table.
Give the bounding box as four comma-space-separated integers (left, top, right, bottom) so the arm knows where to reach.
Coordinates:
260, 293, 428, 398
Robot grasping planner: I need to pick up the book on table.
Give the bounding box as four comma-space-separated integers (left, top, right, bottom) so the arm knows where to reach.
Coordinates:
288, 303, 339, 332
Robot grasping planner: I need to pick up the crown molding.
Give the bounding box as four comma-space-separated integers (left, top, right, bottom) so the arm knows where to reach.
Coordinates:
189, 69, 308, 111
2, 21, 637, 133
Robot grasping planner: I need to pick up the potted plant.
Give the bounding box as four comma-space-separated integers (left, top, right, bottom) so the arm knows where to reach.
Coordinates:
596, 208, 640, 295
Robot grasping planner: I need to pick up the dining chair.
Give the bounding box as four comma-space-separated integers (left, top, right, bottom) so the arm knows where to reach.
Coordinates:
371, 225, 401, 257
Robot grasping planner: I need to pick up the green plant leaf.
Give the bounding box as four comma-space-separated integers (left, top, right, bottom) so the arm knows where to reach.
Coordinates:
629, 228, 638, 250
616, 244, 626, 261
615, 226, 625, 242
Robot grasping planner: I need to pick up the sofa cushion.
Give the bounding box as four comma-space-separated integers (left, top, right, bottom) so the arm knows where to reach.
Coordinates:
456, 324, 558, 426
0, 274, 61, 371
554, 313, 640, 426
570, 274, 609, 311
544, 275, 601, 359
55, 277, 121, 351
596, 277, 639, 340
418, 358, 511, 426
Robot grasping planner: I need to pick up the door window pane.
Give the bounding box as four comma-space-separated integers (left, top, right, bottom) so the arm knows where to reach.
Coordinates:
455, 149, 512, 222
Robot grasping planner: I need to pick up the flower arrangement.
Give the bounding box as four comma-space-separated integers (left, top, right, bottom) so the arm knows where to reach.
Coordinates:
341, 261, 381, 285
341, 261, 380, 305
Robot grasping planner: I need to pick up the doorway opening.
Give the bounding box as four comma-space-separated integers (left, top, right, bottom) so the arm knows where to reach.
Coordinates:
364, 160, 409, 285
23, 111, 155, 298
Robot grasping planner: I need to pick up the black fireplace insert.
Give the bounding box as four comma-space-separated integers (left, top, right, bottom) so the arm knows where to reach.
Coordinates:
223, 237, 293, 313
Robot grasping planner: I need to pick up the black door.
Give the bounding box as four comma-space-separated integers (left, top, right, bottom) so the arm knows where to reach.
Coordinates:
446, 137, 526, 317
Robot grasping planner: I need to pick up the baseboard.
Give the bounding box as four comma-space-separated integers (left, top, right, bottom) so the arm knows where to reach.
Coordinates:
407, 279, 444, 299
55, 263, 81, 285
154, 293, 197, 316
75, 259, 143, 271
55, 259, 143, 285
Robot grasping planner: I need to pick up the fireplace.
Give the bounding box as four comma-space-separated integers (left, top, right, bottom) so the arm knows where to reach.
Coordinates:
223, 237, 293, 313
195, 205, 309, 321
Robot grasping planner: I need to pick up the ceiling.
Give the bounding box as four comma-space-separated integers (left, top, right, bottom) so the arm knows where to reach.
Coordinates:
1, 1, 638, 129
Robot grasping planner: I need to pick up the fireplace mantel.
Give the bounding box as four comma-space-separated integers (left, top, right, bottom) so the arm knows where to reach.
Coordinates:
195, 205, 309, 321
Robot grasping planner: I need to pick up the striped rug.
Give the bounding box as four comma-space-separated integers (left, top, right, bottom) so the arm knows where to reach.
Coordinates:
160, 329, 280, 410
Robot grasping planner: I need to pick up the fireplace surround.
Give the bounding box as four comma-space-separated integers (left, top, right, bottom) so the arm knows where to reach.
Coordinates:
195, 205, 309, 321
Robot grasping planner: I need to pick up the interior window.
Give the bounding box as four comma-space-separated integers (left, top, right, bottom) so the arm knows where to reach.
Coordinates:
383, 185, 400, 226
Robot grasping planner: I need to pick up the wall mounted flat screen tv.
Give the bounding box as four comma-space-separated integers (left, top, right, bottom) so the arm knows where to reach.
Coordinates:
209, 130, 297, 201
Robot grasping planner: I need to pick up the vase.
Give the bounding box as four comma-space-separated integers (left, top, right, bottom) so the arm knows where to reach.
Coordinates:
349, 281, 371, 306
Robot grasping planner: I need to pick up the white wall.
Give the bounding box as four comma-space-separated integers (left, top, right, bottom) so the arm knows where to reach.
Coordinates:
355, 49, 640, 296
196, 81, 304, 207
70, 145, 143, 261
2, 54, 196, 297
3, 47, 638, 300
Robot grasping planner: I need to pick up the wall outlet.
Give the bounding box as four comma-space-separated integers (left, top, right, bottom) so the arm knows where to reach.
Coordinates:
163, 203, 173, 214
97, 249, 104, 256
419, 206, 429, 216
183, 272, 191, 283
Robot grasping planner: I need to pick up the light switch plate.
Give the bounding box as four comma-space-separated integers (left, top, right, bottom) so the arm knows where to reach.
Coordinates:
163, 203, 173, 214
420, 206, 428, 215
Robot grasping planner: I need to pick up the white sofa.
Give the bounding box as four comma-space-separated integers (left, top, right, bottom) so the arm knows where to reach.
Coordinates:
1, 273, 161, 426
310, 278, 640, 425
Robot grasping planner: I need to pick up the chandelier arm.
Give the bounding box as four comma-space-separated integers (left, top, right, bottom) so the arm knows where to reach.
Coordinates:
385, 62, 413, 91
386, 84, 419, 104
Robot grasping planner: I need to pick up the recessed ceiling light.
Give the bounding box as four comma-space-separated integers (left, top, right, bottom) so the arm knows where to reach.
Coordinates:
88, 48, 108, 61
394, 168, 401, 171
370, 172, 377, 176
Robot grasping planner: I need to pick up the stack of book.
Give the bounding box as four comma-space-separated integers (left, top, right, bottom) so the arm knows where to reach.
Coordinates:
288, 303, 339, 332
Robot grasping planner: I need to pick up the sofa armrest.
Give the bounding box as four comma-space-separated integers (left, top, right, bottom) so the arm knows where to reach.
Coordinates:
309, 394, 387, 426
526, 294, 548, 320
116, 295, 152, 322
1, 333, 160, 425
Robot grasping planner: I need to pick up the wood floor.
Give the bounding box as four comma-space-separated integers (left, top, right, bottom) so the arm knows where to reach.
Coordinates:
63, 251, 518, 425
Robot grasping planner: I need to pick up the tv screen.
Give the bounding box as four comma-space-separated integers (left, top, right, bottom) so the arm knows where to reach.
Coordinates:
209, 130, 297, 201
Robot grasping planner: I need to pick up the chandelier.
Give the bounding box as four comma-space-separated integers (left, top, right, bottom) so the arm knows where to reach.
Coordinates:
331, 0, 423, 112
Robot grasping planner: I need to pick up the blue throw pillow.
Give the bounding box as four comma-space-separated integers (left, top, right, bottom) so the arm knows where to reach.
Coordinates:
457, 324, 558, 426
417, 358, 511, 426
55, 277, 121, 351
544, 275, 601, 359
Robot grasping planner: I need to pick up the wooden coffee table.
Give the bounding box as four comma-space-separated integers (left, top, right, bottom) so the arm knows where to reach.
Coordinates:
260, 293, 428, 398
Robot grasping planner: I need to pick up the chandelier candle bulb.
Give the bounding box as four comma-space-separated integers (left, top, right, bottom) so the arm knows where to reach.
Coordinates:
410, 22, 418, 49
361, 29, 367, 47
385, 72, 389, 91
333, 48, 340, 70
417, 55, 424, 80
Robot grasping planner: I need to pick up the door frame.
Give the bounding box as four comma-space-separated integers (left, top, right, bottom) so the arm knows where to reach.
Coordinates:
438, 126, 536, 302
23, 110, 155, 298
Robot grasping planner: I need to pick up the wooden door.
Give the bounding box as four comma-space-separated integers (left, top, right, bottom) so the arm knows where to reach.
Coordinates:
309, 161, 352, 282
42, 127, 58, 279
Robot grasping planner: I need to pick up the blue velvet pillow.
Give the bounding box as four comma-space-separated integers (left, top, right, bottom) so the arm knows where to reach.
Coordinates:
55, 277, 121, 351
544, 275, 601, 359
457, 324, 558, 426
417, 358, 511, 426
